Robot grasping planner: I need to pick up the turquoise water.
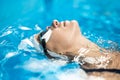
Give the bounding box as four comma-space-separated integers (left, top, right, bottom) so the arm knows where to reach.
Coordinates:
0, 0, 120, 80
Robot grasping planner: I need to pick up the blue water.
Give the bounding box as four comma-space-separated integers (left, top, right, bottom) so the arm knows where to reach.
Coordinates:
0, 0, 120, 80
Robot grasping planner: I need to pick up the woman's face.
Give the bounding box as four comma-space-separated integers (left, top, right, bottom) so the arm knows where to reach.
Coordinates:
46, 20, 81, 53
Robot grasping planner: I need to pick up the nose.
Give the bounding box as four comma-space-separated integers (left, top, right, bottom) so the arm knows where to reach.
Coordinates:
52, 20, 59, 28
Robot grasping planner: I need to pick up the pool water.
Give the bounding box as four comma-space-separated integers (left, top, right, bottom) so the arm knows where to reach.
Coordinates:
0, 0, 120, 80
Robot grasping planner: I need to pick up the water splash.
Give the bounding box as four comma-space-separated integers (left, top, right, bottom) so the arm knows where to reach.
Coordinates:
19, 26, 32, 30
15, 57, 88, 80
0, 26, 13, 37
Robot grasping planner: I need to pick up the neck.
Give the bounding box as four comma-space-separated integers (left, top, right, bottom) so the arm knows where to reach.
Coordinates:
64, 35, 101, 61
68, 35, 118, 69
70, 35, 100, 56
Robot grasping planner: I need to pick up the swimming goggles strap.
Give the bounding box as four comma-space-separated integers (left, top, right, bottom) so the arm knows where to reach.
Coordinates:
41, 38, 55, 59
40, 29, 72, 61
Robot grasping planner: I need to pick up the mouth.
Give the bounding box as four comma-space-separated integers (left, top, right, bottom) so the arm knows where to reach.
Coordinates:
63, 21, 70, 27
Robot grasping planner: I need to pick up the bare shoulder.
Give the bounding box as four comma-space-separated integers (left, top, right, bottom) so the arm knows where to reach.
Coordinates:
107, 51, 120, 69
88, 71, 120, 80
79, 49, 120, 69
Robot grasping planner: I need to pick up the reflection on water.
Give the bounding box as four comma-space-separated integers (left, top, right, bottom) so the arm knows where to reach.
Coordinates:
0, 0, 120, 80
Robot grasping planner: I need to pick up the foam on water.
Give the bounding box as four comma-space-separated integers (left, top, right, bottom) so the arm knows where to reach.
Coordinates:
19, 26, 32, 30
16, 57, 88, 80
18, 38, 34, 51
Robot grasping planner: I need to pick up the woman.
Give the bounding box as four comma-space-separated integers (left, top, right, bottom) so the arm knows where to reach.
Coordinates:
34, 20, 120, 80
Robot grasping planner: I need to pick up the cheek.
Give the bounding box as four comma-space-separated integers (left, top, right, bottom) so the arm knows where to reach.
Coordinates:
51, 31, 71, 45
47, 31, 73, 51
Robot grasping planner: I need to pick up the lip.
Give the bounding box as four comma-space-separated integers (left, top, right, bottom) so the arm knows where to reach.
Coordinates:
64, 21, 70, 27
